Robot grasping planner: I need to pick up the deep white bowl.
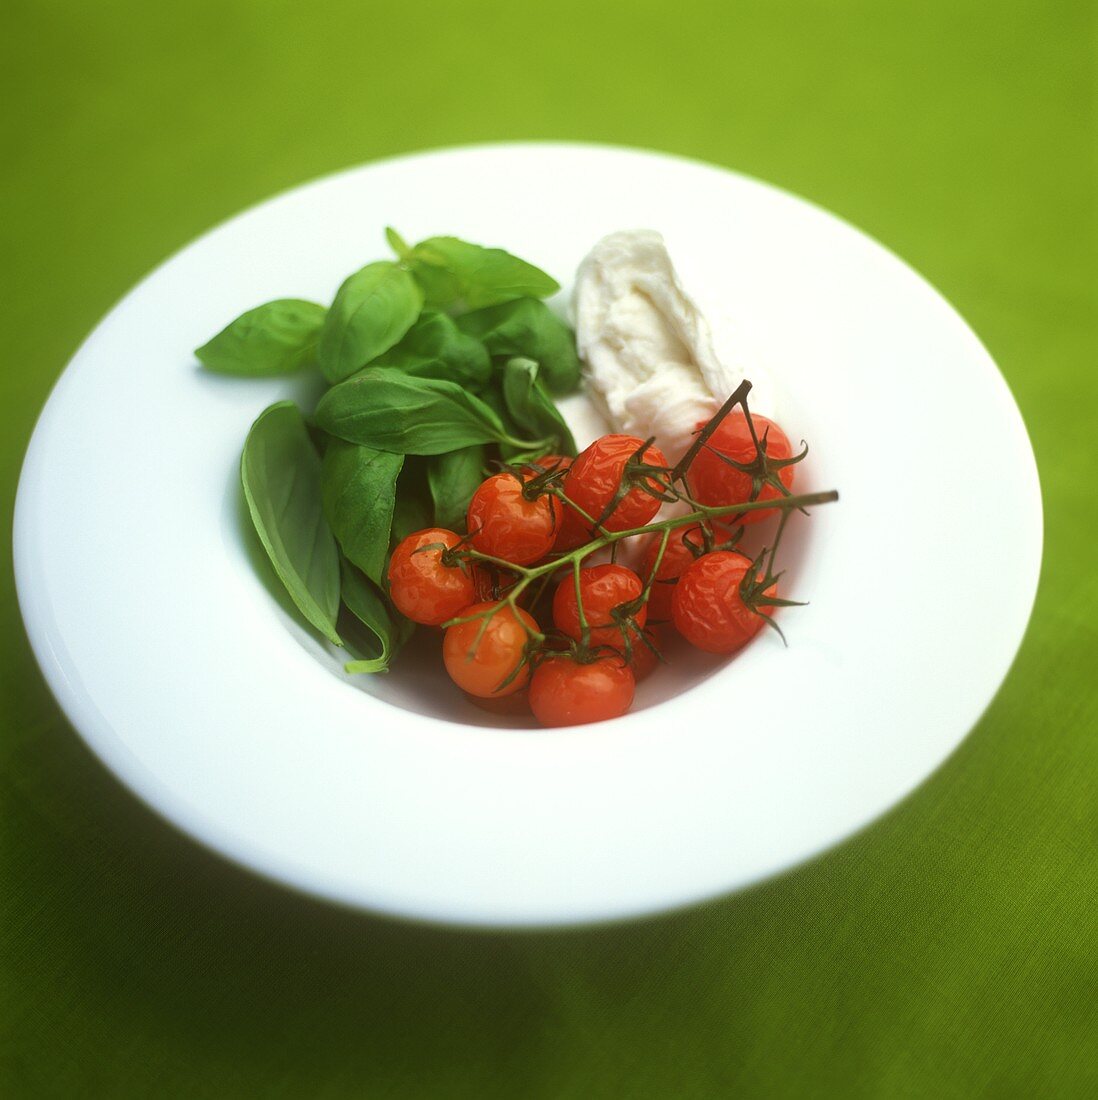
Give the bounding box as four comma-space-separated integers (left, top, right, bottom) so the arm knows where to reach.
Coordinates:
14, 143, 1041, 927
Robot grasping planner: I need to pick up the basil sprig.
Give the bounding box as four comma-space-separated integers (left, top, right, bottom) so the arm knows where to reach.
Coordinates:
199, 230, 581, 673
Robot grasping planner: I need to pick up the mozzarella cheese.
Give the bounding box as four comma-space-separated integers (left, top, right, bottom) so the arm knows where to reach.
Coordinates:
573, 229, 748, 463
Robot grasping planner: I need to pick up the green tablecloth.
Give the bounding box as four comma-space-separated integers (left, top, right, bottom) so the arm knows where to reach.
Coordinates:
3, 2, 1094, 1095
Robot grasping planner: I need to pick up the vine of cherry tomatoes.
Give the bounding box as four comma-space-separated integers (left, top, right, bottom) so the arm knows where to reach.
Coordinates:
387, 385, 834, 727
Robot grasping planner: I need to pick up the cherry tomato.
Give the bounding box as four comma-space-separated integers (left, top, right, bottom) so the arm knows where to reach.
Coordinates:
467, 472, 562, 565
552, 564, 647, 648
561, 435, 668, 539
528, 654, 636, 727
443, 602, 539, 697
687, 411, 796, 524
638, 522, 734, 620
671, 551, 774, 653
387, 528, 475, 626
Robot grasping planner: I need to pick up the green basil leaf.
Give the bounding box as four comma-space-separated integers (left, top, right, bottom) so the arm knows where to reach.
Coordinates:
395, 232, 559, 312
456, 298, 580, 394
428, 445, 487, 530
196, 299, 326, 375
241, 402, 341, 644
340, 560, 410, 674
315, 367, 518, 454
322, 440, 403, 587
390, 458, 433, 544
370, 311, 490, 388
501, 357, 577, 457
318, 261, 423, 384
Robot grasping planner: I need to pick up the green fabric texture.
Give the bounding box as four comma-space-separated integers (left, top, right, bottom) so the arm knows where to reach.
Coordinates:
2, 1, 1095, 1095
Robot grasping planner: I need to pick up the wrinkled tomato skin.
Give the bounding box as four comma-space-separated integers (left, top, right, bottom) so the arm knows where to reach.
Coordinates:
467, 472, 562, 565
672, 551, 775, 654
387, 527, 475, 626
561, 435, 668, 539
687, 412, 795, 524
552, 564, 647, 648
443, 602, 539, 697
528, 655, 636, 727
639, 523, 734, 621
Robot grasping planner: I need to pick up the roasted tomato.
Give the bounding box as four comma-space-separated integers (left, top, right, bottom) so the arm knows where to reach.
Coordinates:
443, 602, 539, 697
672, 551, 775, 653
552, 564, 647, 648
528, 654, 635, 727
467, 472, 562, 565
388, 528, 475, 626
687, 412, 796, 524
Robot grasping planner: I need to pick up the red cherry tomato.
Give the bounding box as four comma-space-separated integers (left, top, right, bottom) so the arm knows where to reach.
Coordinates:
528, 654, 636, 727
687, 412, 796, 524
466, 472, 562, 565
443, 602, 538, 697
671, 551, 774, 653
387, 528, 475, 626
561, 435, 668, 539
552, 564, 647, 648
638, 522, 735, 620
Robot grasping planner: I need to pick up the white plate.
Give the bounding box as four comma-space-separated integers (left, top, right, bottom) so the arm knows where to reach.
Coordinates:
14, 143, 1041, 927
